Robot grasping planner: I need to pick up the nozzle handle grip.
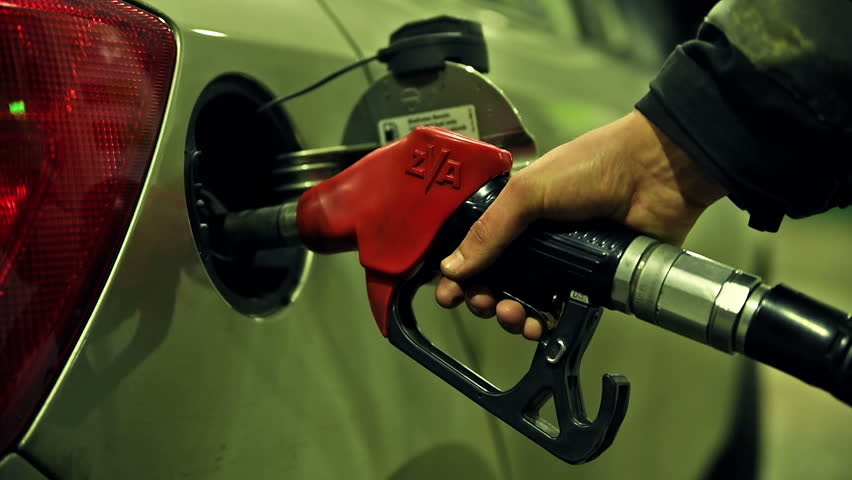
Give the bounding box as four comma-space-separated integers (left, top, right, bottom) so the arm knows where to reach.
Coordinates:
410, 175, 635, 462
434, 176, 640, 311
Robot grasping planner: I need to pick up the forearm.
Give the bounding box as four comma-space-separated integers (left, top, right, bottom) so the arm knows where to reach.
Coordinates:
636, 0, 852, 232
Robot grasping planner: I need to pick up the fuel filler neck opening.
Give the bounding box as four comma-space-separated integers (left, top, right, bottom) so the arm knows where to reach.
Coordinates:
185, 75, 309, 315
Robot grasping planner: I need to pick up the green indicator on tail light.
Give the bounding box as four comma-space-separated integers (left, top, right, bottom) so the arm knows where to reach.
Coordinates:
0, 0, 176, 454
8, 100, 25, 116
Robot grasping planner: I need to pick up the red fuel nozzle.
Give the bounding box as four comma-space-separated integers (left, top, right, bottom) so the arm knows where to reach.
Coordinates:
220, 126, 634, 462
297, 126, 512, 335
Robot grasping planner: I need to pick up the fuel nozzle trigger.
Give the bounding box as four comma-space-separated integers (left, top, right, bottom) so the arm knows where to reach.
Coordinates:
388, 262, 629, 463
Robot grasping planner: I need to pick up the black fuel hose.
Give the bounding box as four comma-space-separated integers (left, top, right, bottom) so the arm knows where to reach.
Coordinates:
745, 285, 852, 405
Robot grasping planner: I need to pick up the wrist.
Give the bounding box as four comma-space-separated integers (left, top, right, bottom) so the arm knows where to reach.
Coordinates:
627, 110, 727, 208
611, 110, 727, 244
628, 110, 728, 210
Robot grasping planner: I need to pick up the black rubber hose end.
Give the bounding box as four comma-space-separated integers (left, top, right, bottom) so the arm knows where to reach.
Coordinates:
745, 285, 852, 406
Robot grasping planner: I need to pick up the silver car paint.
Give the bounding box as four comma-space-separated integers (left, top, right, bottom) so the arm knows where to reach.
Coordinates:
13, 1, 769, 478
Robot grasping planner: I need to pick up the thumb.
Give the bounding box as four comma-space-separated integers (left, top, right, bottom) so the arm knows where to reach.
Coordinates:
440, 177, 540, 280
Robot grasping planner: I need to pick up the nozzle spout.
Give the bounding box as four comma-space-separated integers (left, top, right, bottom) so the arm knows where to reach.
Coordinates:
220, 201, 302, 252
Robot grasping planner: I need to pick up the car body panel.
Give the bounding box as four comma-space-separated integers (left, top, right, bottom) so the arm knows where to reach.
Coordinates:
18, 1, 504, 478
0, 454, 48, 480
17, 0, 770, 479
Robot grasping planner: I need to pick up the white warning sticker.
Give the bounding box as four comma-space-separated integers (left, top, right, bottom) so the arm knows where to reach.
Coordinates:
376, 105, 479, 145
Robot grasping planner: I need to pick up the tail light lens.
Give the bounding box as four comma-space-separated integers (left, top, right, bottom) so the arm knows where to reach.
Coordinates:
0, 0, 176, 452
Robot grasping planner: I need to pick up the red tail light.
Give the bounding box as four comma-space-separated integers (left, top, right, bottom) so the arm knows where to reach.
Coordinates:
0, 0, 176, 452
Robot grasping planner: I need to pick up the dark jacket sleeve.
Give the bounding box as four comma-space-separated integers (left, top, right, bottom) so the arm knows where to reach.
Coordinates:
635, 0, 852, 231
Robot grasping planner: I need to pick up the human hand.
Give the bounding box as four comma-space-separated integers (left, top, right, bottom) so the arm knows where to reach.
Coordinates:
434, 110, 727, 340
